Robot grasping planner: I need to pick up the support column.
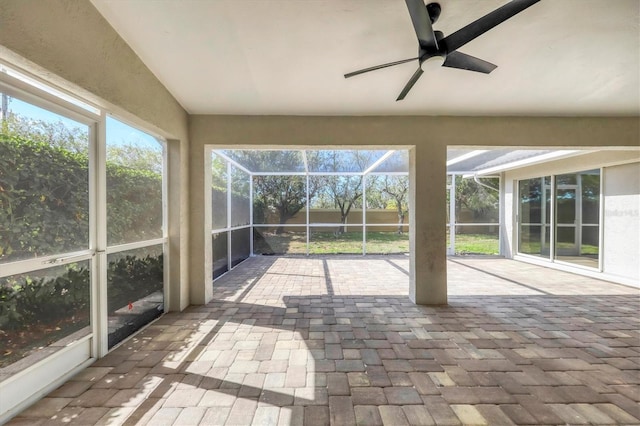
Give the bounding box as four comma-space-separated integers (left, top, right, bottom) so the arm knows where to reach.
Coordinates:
409, 144, 447, 305
167, 139, 187, 311
189, 145, 213, 305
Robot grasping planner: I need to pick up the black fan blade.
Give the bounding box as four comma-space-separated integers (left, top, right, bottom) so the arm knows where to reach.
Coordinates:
442, 0, 540, 53
396, 67, 424, 101
405, 0, 438, 50
344, 56, 419, 79
442, 51, 497, 74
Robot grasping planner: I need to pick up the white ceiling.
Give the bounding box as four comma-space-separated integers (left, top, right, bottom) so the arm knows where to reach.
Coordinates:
91, 0, 639, 116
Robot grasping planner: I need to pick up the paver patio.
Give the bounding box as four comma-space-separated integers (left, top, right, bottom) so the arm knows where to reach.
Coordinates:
7, 256, 640, 425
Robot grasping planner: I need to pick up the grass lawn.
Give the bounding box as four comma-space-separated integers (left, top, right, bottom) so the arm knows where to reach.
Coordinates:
310, 231, 409, 254
254, 230, 509, 255
519, 240, 598, 256
253, 230, 409, 255
453, 233, 499, 255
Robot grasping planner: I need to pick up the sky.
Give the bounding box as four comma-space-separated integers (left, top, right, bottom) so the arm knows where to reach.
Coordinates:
2, 65, 160, 150
5, 94, 161, 151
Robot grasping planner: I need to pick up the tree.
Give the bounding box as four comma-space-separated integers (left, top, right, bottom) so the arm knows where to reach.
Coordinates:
2, 110, 88, 154
253, 175, 307, 234
454, 176, 499, 222
323, 175, 363, 233
221, 151, 312, 234
3, 108, 162, 172
0, 132, 90, 259
381, 176, 409, 234
309, 151, 377, 234
106, 142, 163, 174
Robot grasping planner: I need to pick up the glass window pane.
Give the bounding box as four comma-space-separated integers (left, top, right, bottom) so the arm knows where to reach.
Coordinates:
0, 261, 90, 368
581, 226, 599, 265
556, 188, 576, 224
0, 95, 90, 263
365, 226, 409, 254
253, 176, 307, 226
309, 226, 362, 254
519, 177, 551, 259
253, 226, 306, 255
555, 173, 578, 259
581, 170, 600, 224
107, 245, 163, 349
213, 232, 229, 279
231, 228, 251, 267
555, 226, 576, 255
519, 225, 550, 257
453, 225, 499, 255
230, 166, 250, 227
556, 174, 577, 185
106, 117, 163, 245
519, 178, 543, 224
212, 153, 228, 230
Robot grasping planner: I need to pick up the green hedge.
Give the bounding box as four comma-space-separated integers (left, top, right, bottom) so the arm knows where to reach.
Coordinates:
0, 254, 163, 330
0, 132, 162, 261
0, 265, 89, 329
0, 133, 89, 260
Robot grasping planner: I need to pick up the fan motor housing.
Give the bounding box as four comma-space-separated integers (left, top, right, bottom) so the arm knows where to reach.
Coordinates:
426, 2, 441, 24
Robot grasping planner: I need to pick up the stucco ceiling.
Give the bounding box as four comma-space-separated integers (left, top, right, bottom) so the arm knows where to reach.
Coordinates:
90, 0, 639, 116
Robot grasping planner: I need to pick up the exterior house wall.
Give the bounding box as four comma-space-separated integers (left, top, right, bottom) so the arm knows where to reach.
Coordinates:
603, 162, 640, 283
503, 151, 640, 286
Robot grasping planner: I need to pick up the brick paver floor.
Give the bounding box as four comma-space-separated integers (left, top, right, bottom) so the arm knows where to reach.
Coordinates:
8, 256, 640, 425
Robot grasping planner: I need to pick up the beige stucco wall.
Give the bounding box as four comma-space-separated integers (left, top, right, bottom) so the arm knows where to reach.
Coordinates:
0, 0, 191, 311
190, 116, 639, 305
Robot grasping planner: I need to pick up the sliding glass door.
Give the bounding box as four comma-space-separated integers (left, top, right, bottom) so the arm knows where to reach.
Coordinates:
517, 170, 600, 269
555, 170, 600, 268
518, 177, 551, 258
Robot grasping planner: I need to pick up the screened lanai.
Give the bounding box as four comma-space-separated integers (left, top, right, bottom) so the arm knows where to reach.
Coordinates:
210, 149, 411, 278
210, 147, 611, 280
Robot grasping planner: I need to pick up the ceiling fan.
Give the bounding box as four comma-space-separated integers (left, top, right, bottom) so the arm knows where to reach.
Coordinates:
345, 0, 541, 101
